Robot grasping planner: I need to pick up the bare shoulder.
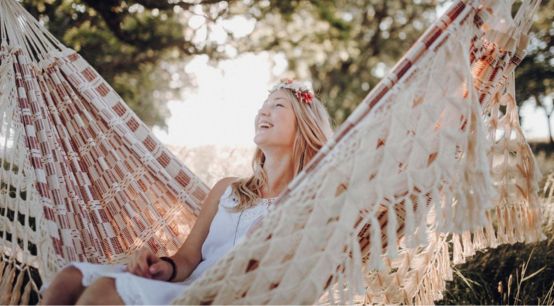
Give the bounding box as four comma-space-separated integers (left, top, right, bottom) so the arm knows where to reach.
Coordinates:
203, 177, 239, 207
210, 177, 239, 197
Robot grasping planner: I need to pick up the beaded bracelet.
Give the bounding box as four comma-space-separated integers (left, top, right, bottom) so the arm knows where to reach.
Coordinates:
159, 256, 177, 281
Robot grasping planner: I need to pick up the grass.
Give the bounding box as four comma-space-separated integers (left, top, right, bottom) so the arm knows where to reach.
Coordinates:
437, 149, 554, 305
437, 231, 554, 305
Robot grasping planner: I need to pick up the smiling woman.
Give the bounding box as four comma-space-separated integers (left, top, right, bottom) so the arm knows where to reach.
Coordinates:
41, 79, 334, 305
254, 91, 299, 150
233, 81, 334, 210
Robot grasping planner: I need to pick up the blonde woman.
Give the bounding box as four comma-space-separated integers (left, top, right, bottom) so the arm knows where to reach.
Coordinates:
41, 79, 334, 305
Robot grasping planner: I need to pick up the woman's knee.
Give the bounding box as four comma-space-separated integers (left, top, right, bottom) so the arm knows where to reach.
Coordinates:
76, 277, 123, 305
41, 266, 84, 304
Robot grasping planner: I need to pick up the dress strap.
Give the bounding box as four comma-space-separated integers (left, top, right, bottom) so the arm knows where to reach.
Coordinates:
219, 185, 237, 208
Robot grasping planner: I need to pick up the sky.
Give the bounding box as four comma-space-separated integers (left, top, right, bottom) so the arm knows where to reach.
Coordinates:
152, 5, 551, 148
152, 15, 286, 148
153, 52, 286, 147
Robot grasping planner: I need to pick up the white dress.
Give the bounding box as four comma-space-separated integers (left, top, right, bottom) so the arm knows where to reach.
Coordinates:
57, 186, 273, 305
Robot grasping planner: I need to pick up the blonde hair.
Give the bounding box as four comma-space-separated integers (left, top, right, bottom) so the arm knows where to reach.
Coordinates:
231, 86, 333, 211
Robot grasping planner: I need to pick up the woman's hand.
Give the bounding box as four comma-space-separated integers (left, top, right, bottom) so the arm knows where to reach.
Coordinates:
125, 248, 174, 281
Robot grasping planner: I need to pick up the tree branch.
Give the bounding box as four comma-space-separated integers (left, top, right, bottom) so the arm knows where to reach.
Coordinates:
82, 0, 230, 55
134, 0, 228, 11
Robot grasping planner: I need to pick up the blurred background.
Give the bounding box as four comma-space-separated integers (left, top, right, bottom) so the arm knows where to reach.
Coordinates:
20, 0, 553, 304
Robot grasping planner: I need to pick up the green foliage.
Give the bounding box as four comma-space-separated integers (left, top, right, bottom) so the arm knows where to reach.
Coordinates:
515, 0, 554, 142
515, 0, 553, 104
233, 0, 553, 130
20, 0, 231, 128
230, 0, 442, 124
18, 0, 552, 133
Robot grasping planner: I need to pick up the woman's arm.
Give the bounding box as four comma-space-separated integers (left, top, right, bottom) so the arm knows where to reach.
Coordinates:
126, 177, 237, 281
169, 176, 237, 282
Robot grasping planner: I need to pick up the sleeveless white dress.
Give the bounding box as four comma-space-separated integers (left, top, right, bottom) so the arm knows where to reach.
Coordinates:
56, 186, 273, 304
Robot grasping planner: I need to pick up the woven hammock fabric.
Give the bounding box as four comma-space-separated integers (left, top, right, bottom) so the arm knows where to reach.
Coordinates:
0, 0, 544, 305
0, 0, 208, 303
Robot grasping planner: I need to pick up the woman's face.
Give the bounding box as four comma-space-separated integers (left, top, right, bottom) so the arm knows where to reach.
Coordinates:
254, 89, 297, 150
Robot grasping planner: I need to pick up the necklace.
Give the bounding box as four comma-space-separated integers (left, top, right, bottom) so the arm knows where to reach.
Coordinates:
233, 212, 243, 246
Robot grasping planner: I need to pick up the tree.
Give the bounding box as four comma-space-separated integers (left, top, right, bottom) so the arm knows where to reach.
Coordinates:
19, 0, 552, 134
21, 0, 234, 128
515, 0, 554, 142
230, 0, 553, 130
22, 0, 441, 128
228, 0, 441, 125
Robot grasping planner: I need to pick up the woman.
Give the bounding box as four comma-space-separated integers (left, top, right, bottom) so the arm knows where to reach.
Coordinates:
41, 79, 333, 305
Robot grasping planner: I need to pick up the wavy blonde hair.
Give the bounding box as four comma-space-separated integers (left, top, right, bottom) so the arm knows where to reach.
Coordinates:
230, 85, 333, 211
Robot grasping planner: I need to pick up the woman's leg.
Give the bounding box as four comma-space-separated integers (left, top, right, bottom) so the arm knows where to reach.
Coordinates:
41, 266, 85, 305
75, 277, 124, 305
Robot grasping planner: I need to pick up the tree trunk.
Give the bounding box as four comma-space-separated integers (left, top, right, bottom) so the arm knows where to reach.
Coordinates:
536, 94, 553, 144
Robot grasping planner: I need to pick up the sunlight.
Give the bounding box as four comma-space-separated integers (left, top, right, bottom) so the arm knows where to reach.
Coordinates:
152, 52, 285, 147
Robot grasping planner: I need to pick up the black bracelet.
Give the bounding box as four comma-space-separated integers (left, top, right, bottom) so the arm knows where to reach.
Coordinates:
159, 256, 177, 282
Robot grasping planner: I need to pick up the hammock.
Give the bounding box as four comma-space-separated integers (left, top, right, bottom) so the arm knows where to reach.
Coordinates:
0, 0, 544, 304
0, 1, 208, 303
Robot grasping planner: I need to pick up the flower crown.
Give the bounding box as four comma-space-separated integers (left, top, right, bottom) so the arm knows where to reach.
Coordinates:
270, 79, 314, 104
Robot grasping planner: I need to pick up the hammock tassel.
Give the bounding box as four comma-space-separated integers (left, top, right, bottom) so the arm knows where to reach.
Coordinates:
349, 237, 365, 298
9, 267, 26, 305
416, 194, 429, 245
452, 233, 464, 265
404, 196, 416, 248
386, 203, 399, 258
0, 263, 16, 304
368, 215, 385, 271
20, 280, 33, 306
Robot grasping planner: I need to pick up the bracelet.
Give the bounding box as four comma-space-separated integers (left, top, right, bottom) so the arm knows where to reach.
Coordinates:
159, 256, 177, 282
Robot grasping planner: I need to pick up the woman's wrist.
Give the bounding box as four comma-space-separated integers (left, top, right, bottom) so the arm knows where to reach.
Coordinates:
159, 256, 177, 282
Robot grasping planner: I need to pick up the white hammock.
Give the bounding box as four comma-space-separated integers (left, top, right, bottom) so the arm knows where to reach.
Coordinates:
0, 0, 544, 304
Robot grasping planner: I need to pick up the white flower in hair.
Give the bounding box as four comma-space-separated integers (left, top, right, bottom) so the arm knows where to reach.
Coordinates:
270, 79, 314, 104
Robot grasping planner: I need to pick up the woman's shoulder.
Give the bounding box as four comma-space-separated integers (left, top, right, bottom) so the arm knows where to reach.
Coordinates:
199, 177, 239, 214
211, 177, 238, 192
210, 177, 239, 200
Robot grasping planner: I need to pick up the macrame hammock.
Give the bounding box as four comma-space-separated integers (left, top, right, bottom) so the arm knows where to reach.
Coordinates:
0, 0, 545, 304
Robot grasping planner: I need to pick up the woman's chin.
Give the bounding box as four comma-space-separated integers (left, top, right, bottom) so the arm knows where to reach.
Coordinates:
254, 134, 291, 150
253, 138, 274, 150
253, 134, 267, 146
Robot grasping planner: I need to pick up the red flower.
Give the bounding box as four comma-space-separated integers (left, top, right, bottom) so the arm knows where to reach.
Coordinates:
298, 91, 313, 104
274, 79, 313, 104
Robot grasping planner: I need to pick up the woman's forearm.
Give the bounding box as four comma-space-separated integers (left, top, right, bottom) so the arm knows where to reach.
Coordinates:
170, 254, 200, 282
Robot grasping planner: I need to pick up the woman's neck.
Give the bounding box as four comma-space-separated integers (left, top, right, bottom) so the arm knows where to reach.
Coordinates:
262, 148, 295, 198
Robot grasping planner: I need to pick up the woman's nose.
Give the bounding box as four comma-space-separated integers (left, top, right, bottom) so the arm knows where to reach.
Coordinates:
257, 104, 270, 116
